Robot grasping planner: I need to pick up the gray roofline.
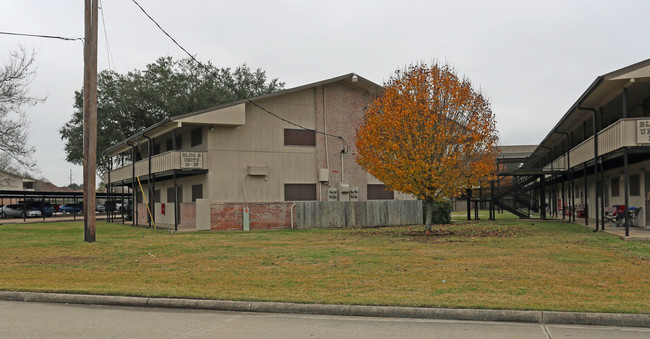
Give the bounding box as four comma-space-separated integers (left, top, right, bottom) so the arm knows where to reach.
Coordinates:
529, 58, 650, 159
104, 73, 382, 156
171, 73, 382, 121
104, 118, 172, 155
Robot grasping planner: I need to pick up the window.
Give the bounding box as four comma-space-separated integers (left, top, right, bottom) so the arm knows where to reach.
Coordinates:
284, 128, 316, 146
367, 184, 394, 200
191, 184, 203, 202
167, 187, 183, 203
152, 143, 161, 156
284, 184, 317, 201
630, 174, 640, 196
166, 135, 183, 150
611, 178, 619, 197
191, 128, 202, 147
153, 190, 161, 203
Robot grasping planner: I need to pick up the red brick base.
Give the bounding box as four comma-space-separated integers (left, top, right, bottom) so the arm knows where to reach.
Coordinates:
210, 202, 295, 231
180, 202, 196, 229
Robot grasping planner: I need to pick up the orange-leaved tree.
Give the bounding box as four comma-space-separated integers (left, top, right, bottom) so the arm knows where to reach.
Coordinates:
356, 62, 499, 230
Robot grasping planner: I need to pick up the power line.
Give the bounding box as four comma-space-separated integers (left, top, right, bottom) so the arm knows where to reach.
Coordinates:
0, 31, 83, 42
129, 0, 349, 151
98, 0, 116, 70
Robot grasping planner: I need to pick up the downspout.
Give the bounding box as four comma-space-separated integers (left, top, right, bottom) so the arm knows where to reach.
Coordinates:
322, 86, 329, 201
127, 141, 137, 227
599, 108, 605, 230
172, 128, 178, 232
577, 105, 599, 231
584, 162, 588, 226
290, 203, 296, 229
623, 87, 630, 236
340, 149, 345, 183
540, 145, 553, 220
108, 156, 112, 223
143, 133, 154, 228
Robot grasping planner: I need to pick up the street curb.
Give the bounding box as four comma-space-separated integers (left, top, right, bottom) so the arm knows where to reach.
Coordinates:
0, 291, 648, 328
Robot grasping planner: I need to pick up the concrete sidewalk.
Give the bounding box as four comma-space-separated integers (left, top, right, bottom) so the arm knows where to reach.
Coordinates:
1, 291, 648, 329
568, 217, 650, 241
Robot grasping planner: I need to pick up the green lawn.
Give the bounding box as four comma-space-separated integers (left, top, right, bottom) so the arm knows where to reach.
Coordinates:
451, 210, 520, 220
0, 220, 648, 313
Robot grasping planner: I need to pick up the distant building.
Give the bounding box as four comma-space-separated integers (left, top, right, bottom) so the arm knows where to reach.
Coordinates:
0, 170, 35, 191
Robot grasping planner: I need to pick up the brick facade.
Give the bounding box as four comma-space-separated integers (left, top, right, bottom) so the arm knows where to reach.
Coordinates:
180, 202, 196, 228
210, 202, 294, 230
315, 83, 374, 202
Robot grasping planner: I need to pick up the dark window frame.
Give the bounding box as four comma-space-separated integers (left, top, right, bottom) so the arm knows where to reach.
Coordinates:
611, 178, 620, 197
191, 128, 202, 147
630, 174, 640, 196
284, 183, 317, 201
153, 189, 161, 203
191, 184, 203, 202
367, 184, 394, 200
167, 187, 183, 203
284, 128, 316, 146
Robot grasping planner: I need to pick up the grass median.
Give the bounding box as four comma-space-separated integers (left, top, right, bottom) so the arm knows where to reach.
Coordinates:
0, 220, 648, 313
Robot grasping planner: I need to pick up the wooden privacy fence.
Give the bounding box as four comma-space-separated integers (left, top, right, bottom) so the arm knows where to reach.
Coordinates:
295, 200, 423, 229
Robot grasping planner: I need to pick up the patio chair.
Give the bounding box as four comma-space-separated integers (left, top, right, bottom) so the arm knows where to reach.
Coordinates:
604, 205, 626, 227
628, 207, 641, 227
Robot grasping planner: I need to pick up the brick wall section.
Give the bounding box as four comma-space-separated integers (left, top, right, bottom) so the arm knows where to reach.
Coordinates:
136, 203, 148, 225
180, 202, 196, 229
211, 202, 294, 230
315, 82, 372, 201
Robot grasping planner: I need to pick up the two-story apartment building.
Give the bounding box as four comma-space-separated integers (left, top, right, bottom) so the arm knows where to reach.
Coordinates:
516, 58, 650, 233
104, 73, 414, 230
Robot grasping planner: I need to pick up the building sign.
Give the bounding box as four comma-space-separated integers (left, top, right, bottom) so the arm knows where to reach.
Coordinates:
181, 152, 203, 169
637, 119, 650, 144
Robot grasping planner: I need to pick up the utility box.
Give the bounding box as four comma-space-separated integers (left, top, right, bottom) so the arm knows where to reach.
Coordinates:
328, 188, 338, 200
350, 187, 359, 201
319, 169, 329, 182
195, 199, 210, 231
338, 183, 350, 201
247, 166, 270, 176
243, 206, 250, 231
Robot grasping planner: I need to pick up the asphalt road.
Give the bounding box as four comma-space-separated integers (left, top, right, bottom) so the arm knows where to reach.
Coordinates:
1, 301, 648, 339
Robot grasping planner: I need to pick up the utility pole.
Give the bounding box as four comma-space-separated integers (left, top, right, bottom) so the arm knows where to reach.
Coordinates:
83, 0, 98, 242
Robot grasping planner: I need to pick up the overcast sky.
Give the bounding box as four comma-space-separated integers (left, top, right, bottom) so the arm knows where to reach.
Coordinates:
2, 0, 650, 187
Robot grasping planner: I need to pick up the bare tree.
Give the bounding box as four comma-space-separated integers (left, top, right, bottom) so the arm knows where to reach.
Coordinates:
0, 46, 43, 174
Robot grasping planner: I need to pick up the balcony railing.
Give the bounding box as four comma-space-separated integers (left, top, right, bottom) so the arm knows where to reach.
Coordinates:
544, 118, 642, 172
107, 151, 208, 183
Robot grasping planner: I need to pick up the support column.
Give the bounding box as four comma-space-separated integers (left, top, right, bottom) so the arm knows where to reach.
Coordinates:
623, 88, 630, 237
540, 175, 546, 220
584, 163, 588, 226
467, 188, 471, 220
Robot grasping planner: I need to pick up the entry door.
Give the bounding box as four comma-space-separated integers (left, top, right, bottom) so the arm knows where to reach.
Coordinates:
645, 172, 650, 226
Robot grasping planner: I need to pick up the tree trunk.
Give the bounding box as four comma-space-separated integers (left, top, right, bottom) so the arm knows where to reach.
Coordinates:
425, 198, 434, 231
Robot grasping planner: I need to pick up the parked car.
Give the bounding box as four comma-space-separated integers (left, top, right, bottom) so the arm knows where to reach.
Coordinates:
0, 204, 42, 218
60, 203, 83, 214
104, 201, 125, 213
96, 204, 106, 213
23, 201, 55, 217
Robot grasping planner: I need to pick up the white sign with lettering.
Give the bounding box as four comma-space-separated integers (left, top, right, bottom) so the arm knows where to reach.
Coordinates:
181, 152, 203, 169
637, 120, 650, 144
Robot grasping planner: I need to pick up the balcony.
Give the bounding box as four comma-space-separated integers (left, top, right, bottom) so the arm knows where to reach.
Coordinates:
107, 151, 208, 183
544, 118, 644, 171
